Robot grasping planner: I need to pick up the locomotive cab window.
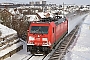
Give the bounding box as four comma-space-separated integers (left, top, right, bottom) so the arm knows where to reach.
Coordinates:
30, 26, 49, 34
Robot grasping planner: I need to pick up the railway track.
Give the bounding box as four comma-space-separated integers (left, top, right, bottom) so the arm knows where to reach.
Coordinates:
47, 25, 79, 60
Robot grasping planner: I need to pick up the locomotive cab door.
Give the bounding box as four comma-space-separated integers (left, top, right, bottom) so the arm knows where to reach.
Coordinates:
53, 27, 56, 44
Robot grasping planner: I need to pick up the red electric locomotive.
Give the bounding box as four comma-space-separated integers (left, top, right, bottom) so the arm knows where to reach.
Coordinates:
27, 15, 68, 54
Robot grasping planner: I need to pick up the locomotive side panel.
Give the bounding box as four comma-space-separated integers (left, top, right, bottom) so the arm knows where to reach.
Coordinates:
54, 19, 68, 46
55, 22, 64, 41
49, 22, 56, 48
63, 20, 68, 33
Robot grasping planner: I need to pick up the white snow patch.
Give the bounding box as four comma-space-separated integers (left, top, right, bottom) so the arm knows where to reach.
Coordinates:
0, 24, 17, 38
0, 42, 23, 57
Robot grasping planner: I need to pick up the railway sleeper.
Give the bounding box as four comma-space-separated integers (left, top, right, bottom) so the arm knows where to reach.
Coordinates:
62, 41, 67, 43
61, 43, 67, 46
60, 49, 66, 52
49, 57, 59, 60
61, 43, 68, 45
60, 44, 67, 47
64, 40, 71, 43
49, 58, 58, 60
64, 37, 69, 40
61, 41, 67, 44
60, 45, 67, 47
60, 47, 65, 49
55, 49, 61, 52
54, 50, 62, 53
52, 54, 60, 57
54, 51, 59, 54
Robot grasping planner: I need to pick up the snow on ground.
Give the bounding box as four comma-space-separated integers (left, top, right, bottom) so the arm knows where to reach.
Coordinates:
68, 14, 88, 34
0, 24, 17, 38
65, 13, 90, 60
5, 40, 31, 60
0, 42, 23, 57
0, 24, 24, 59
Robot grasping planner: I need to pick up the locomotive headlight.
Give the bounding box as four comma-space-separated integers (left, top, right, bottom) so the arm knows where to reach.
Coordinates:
29, 36, 35, 40
42, 38, 48, 41
42, 38, 48, 45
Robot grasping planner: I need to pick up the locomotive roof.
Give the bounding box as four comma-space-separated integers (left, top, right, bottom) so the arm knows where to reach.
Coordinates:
33, 15, 67, 25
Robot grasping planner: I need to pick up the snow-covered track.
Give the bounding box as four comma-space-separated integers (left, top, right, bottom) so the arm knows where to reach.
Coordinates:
20, 54, 33, 60
30, 56, 45, 60
21, 55, 46, 60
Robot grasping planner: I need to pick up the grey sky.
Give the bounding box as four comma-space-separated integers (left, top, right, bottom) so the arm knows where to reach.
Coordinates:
0, 0, 89, 5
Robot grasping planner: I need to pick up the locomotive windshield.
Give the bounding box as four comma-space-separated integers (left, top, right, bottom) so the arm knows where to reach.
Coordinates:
30, 26, 48, 34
